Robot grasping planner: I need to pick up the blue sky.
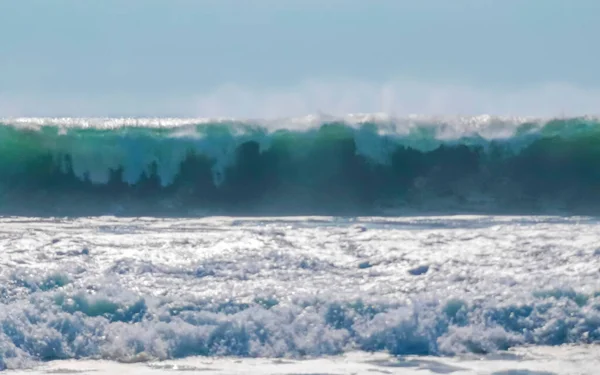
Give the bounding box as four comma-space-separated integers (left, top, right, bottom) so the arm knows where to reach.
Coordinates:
0, 0, 599, 117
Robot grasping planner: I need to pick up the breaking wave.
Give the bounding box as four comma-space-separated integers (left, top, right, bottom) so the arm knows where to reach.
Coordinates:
2, 115, 600, 215
1, 273, 599, 369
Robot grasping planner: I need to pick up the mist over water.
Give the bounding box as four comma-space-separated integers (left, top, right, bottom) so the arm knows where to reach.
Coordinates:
2, 81, 600, 118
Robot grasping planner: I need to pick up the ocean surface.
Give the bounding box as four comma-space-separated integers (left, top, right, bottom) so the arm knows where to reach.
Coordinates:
3, 115, 600, 216
1, 116, 600, 374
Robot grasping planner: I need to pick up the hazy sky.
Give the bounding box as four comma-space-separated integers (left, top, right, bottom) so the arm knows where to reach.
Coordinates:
1, 0, 599, 117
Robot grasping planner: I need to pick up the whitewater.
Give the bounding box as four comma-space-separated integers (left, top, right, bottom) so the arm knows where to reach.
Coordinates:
2, 116, 600, 374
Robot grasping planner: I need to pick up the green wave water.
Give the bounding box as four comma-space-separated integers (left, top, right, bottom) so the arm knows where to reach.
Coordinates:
1, 116, 600, 216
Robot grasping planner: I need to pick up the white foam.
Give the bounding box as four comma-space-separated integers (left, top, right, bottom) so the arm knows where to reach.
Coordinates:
0, 215, 599, 370
9, 348, 600, 375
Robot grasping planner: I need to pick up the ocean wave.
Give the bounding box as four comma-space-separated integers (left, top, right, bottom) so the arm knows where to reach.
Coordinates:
2, 115, 600, 215
1, 275, 598, 369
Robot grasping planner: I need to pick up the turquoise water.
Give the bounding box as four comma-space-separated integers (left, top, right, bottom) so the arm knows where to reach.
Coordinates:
2, 116, 600, 215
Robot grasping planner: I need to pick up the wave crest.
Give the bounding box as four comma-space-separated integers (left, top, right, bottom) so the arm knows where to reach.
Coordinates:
1, 115, 600, 215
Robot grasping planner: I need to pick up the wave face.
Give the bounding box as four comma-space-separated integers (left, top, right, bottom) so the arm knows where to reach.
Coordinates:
2, 115, 600, 215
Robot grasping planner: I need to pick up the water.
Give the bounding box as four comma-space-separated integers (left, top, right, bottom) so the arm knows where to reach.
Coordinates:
1, 117, 600, 374
1, 214, 599, 374
2, 116, 600, 216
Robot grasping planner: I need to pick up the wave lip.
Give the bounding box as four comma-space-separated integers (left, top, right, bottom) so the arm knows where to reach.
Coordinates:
1, 115, 600, 216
